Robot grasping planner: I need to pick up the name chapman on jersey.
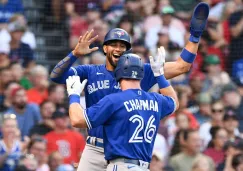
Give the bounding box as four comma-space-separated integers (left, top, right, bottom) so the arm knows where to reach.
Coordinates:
124, 99, 158, 112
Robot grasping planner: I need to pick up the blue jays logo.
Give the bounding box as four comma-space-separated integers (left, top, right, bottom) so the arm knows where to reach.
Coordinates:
114, 31, 125, 37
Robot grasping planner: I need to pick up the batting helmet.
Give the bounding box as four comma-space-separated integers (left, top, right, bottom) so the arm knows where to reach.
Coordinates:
114, 53, 144, 81
103, 28, 131, 50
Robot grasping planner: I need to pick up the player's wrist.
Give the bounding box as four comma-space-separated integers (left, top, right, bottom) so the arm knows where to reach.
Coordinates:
189, 34, 200, 43
180, 48, 196, 63
69, 51, 79, 58
156, 75, 170, 88
69, 94, 80, 105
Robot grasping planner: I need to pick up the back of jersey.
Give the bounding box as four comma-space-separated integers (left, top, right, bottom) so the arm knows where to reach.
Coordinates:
103, 89, 175, 162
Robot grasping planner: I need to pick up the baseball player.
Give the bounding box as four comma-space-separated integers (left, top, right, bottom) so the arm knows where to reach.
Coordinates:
50, 2, 209, 170
66, 50, 179, 171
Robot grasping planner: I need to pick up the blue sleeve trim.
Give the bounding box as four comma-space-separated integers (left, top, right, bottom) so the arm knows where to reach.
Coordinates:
83, 110, 92, 129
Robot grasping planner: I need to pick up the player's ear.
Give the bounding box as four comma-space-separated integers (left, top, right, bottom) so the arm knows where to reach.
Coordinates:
103, 45, 107, 54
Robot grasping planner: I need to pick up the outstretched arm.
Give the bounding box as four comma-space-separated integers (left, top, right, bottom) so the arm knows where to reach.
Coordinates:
164, 42, 199, 79
50, 30, 98, 84
164, 2, 209, 79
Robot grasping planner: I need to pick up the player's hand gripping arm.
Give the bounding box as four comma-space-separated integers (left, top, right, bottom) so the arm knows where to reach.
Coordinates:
50, 30, 98, 84
149, 46, 179, 110
66, 76, 88, 128
163, 2, 209, 79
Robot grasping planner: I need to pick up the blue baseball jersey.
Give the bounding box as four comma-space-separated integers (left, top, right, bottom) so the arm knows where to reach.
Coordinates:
71, 64, 157, 139
83, 89, 176, 162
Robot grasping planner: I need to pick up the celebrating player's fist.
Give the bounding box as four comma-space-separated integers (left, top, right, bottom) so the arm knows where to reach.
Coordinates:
66, 76, 87, 96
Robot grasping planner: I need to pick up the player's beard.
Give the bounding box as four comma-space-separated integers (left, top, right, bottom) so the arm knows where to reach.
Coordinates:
107, 53, 118, 68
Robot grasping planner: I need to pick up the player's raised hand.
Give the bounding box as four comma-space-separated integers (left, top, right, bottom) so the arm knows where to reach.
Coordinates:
149, 46, 165, 77
66, 76, 87, 96
72, 29, 99, 57
189, 2, 209, 43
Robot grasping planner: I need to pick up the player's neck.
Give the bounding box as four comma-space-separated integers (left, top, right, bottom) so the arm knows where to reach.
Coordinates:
105, 61, 115, 71
120, 79, 141, 91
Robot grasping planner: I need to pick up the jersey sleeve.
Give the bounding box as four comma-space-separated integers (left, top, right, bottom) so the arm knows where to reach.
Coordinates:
156, 94, 177, 119
140, 63, 157, 91
83, 97, 114, 129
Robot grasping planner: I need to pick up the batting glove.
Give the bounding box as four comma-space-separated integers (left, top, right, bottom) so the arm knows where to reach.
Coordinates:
66, 76, 87, 96
149, 46, 165, 77
189, 2, 209, 43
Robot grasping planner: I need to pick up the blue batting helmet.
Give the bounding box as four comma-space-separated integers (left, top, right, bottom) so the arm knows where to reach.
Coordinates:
114, 53, 144, 81
103, 28, 132, 50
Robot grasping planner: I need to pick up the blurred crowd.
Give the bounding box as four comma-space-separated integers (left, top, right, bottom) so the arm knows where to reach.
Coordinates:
1, 0, 243, 171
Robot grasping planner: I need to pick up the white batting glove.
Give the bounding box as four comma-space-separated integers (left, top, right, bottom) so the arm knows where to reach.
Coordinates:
66, 76, 87, 96
149, 46, 166, 77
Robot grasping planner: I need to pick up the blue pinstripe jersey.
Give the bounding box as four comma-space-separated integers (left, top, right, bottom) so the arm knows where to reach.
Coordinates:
84, 89, 176, 162
71, 64, 157, 139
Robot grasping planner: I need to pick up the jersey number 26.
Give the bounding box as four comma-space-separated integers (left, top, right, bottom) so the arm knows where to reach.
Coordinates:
129, 115, 156, 143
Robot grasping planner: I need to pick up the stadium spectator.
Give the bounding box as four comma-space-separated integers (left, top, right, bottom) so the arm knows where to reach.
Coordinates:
28, 137, 50, 171
191, 155, 212, 171
29, 100, 56, 138
27, 65, 49, 105
0, 0, 24, 28
221, 83, 243, 133
0, 81, 19, 113
67, 2, 102, 49
48, 151, 65, 171
17, 154, 38, 171
145, 5, 186, 50
0, 66, 13, 110
44, 110, 85, 164
169, 129, 215, 171
0, 42, 10, 69
199, 101, 225, 150
223, 111, 241, 142
217, 139, 243, 171
169, 129, 186, 157
228, 0, 243, 72
0, 114, 23, 171
204, 126, 228, 166
4, 86, 42, 137
232, 153, 243, 171
48, 84, 66, 108
8, 19, 34, 69
193, 92, 212, 125
188, 71, 206, 106
9, 62, 32, 90
88, 19, 109, 54
203, 55, 231, 100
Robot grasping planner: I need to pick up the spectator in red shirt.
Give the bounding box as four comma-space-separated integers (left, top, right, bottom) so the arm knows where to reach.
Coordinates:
27, 65, 49, 105
45, 110, 85, 165
204, 126, 228, 167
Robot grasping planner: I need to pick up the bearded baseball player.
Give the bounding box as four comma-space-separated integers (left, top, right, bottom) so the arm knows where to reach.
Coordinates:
50, 2, 209, 170
66, 49, 179, 171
